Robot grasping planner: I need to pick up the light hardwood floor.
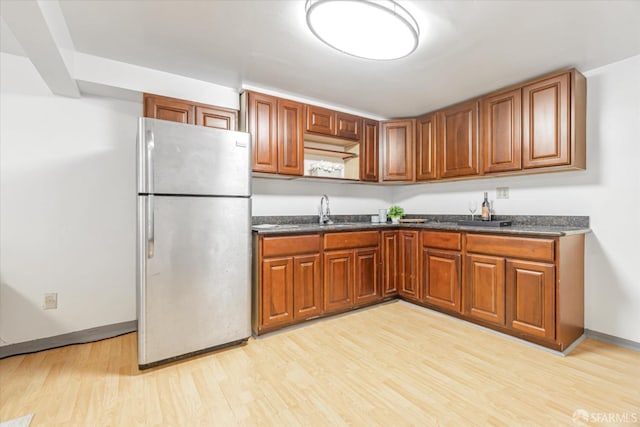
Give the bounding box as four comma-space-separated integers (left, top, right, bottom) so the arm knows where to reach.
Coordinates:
1, 301, 638, 426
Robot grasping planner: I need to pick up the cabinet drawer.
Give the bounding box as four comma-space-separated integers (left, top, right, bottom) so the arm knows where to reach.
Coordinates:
421, 231, 461, 251
466, 234, 555, 262
263, 235, 320, 257
324, 231, 379, 250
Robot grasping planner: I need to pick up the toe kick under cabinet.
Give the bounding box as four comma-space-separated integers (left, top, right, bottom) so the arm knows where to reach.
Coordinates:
253, 229, 585, 351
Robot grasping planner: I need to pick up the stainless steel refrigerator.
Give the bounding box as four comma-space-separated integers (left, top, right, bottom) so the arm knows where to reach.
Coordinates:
136, 117, 251, 369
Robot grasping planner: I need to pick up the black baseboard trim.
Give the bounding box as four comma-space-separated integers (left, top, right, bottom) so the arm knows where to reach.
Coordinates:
585, 329, 640, 352
0, 320, 137, 359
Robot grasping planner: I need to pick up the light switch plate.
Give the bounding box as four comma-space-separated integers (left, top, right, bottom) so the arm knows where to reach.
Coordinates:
496, 187, 509, 199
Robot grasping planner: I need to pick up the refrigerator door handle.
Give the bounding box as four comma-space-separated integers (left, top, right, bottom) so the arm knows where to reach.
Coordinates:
147, 195, 155, 258
146, 130, 155, 194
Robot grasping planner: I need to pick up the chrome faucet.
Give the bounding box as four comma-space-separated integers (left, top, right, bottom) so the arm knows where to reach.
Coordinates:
319, 194, 333, 224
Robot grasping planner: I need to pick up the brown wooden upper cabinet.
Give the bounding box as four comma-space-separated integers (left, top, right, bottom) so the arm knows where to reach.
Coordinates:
305, 105, 362, 142
144, 94, 194, 124
416, 112, 438, 181
481, 88, 522, 173
306, 105, 335, 135
479, 69, 585, 174
438, 100, 479, 178
143, 93, 237, 130
360, 119, 379, 182
195, 105, 237, 131
336, 112, 361, 141
381, 119, 415, 182
522, 70, 585, 170
247, 92, 278, 174
246, 91, 304, 176
277, 99, 304, 176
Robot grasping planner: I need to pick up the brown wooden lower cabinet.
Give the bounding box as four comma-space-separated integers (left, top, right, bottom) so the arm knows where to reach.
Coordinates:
419, 231, 462, 313
261, 257, 294, 328
465, 254, 506, 325
398, 230, 419, 299
323, 250, 353, 313
354, 248, 379, 305
262, 253, 322, 330
381, 231, 398, 296
254, 229, 584, 351
464, 233, 583, 350
422, 249, 461, 312
323, 231, 380, 314
256, 234, 321, 334
506, 259, 555, 340
293, 254, 322, 320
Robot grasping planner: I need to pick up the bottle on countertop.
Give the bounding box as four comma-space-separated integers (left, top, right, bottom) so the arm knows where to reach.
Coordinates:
481, 192, 491, 221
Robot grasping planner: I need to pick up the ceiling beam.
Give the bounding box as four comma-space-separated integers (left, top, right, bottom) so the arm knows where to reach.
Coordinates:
1, 0, 80, 97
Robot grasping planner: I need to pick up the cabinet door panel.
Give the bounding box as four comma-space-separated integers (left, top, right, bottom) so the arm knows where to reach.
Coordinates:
196, 106, 237, 130
482, 89, 521, 173
382, 120, 415, 181
354, 248, 379, 305
522, 73, 570, 168
293, 254, 322, 320
144, 95, 195, 124
381, 231, 398, 296
422, 249, 461, 312
324, 251, 353, 313
262, 257, 294, 327
277, 99, 304, 175
506, 260, 555, 339
466, 254, 506, 325
336, 112, 361, 141
360, 119, 379, 182
416, 113, 437, 180
399, 231, 420, 299
306, 105, 335, 136
248, 92, 278, 173
438, 101, 479, 178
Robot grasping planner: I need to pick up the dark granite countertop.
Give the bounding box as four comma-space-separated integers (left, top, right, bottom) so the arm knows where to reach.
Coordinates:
252, 216, 591, 237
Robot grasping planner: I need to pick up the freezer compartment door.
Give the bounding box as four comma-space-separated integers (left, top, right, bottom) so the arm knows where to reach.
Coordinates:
137, 195, 251, 366
137, 117, 250, 196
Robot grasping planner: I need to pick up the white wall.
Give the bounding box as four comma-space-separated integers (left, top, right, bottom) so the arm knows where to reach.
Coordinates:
394, 55, 640, 343
0, 53, 140, 345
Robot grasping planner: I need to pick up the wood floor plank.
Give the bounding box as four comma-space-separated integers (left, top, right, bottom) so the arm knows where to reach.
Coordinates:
1, 301, 638, 426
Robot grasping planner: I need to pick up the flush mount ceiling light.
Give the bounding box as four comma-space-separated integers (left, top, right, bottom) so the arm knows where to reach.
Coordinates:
305, 0, 419, 60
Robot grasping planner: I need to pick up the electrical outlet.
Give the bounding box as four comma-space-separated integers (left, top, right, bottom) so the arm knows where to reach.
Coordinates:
44, 293, 57, 310
496, 187, 509, 199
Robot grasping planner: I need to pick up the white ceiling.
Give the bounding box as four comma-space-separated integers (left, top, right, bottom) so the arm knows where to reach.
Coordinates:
3, 0, 640, 118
